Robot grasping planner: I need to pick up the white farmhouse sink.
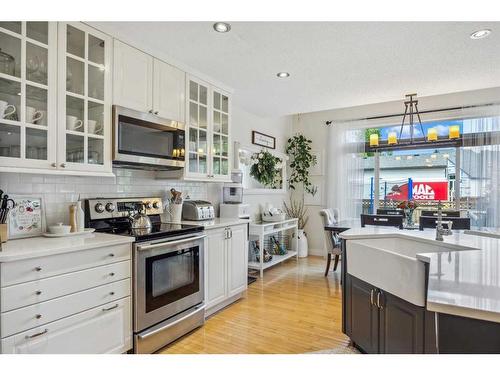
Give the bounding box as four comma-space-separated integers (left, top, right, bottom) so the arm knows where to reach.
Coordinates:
347, 238, 455, 306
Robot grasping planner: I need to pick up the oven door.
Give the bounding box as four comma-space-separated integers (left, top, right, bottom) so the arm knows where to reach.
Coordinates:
134, 233, 205, 332
113, 105, 185, 168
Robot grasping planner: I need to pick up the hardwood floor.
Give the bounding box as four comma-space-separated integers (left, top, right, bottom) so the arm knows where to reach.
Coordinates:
160, 256, 349, 354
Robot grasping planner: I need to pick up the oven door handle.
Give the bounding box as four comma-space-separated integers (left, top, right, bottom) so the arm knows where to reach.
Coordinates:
137, 304, 205, 340
136, 234, 206, 251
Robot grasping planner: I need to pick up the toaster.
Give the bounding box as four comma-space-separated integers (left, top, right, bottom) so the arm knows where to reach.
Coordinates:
182, 200, 215, 221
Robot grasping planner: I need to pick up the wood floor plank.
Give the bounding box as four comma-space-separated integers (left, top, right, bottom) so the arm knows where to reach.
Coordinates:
159, 256, 349, 354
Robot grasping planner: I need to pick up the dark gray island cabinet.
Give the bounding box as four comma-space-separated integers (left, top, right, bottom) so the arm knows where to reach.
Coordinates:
341, 238, 500, 354
346, 274, 426, 354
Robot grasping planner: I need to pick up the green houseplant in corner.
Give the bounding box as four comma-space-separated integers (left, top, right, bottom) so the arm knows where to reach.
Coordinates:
284, 134, 317, 258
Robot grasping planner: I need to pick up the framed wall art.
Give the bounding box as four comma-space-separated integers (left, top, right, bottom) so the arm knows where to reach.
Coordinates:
8, 196, 46, 239
252, 131, 276, 149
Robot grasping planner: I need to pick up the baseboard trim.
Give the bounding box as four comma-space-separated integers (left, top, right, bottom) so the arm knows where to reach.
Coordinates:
308, 248, 326, 257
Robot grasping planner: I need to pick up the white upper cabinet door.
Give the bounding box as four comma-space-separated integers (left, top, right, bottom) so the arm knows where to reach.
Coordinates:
205, 227, 227, 309
227, 225, 248, 297
153, 59, 185, 122
211, 87, 231, 181
57, 22, 112, 174
113, 40, 153, 113
0, 22, 58, 171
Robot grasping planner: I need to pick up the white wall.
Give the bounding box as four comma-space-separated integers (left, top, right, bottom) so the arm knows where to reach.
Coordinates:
293, 87, 500, 256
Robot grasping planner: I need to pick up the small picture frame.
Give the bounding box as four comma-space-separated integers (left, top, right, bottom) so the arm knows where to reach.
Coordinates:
8, 195, 46, 239
252, 131, 276, 149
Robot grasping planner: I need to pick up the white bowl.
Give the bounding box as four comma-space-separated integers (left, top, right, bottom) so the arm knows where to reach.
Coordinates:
49, 223, 72, 235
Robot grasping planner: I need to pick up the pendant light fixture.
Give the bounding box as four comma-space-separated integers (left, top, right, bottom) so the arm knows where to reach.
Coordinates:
397, 93, 425, 145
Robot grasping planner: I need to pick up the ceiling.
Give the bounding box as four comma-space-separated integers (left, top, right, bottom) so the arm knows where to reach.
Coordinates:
90, 22, 500, 117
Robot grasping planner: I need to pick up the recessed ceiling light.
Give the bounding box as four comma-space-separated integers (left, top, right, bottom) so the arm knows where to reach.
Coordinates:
276, 72, 290, 78
470, 29, 492, 40
213, 22, 231, 33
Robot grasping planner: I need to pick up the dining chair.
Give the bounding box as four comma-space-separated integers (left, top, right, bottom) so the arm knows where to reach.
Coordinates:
319, 209, 341, 276
360, 214, 404, 229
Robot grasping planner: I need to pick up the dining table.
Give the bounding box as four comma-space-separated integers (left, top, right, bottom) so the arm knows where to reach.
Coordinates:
323, 219, 362, 234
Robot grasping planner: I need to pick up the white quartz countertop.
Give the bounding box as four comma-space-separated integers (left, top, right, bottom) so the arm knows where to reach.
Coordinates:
340, 227, 500, 323
0, 233, 134, 262
179, 218, 250, 230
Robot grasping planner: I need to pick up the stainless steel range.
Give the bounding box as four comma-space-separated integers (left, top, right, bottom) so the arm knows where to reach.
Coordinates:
84, 197, 205, 353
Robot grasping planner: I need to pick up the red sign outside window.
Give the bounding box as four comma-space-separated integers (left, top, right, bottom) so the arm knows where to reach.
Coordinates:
386, 181, 449, 201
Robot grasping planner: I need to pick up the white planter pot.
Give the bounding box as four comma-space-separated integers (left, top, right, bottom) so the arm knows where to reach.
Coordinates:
297, 229, 308, 258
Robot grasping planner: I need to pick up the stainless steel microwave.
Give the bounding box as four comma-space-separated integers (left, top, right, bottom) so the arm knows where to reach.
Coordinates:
112, 105, 185, 170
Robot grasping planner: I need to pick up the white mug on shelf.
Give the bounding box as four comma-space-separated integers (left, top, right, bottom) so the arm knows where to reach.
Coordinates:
35, 110, 47, 125
0, 100, 16, 119
88, 120, 103, 135
26, 106, 43, 124
66, 115, 83, 131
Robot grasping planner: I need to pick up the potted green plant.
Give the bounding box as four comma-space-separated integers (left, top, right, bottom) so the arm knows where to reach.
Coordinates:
249, 149, 283, 188
284, 134, 317, 258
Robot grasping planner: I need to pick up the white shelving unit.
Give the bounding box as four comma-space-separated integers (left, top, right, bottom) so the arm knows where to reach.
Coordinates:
248, 218, 299, 278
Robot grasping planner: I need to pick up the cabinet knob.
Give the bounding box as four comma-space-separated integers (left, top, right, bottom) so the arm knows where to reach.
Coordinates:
35, 314, 42, 319
60, 163, 66, 168
109, 292, 115, 296
109, 272, 115, 277
148, 109, 154, 114
154, 111, 159, 115
35, 266, 42, 272
35, 290, 42, 295
108, 253, 115, 257
51, 162, 57, 168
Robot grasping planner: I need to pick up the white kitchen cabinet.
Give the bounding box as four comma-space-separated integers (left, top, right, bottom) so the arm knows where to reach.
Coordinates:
113, 41, 185, 123
205, 227, 227, 307
227, 225, 248, 296
57, 22, 112, 174
0, 22, 58, 171
113, 40, 153, 113
0, 22, 113, 176
0, 241, 133, 354
153, 59, 185, 122
205, 224, 248, 316
1, 297, 131, 354
185, 75, 232, 182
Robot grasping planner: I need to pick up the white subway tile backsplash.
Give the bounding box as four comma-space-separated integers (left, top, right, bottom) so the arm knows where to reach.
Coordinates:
0, 169, 214, 226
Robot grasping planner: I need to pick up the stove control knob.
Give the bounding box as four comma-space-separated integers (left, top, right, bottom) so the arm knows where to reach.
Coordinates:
105, 203, 115, 212
145, 201, 153, 209
95, 203, 105, 213
153, 201, 160, 209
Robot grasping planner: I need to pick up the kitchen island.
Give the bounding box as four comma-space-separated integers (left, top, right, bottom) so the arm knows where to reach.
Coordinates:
339, 227, 500, 354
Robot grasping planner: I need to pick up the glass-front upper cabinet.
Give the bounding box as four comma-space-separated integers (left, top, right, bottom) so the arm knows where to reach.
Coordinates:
212, 88, 230, 179
0, 22, 57, 169
186, 75, 231, 181
187, 77, 209, 177
57, 22, 111, 173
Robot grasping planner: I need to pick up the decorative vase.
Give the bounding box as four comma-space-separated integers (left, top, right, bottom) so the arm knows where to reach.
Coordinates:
404, 208, 415, 228
297, 229, 309, 258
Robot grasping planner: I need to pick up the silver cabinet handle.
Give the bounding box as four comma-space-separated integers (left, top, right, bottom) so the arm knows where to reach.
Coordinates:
35, 314, 42, 319
51, 162, 57, 167
60, 163, 66, 168
102, 304, 119, 312
229, 228, 232, 239
109, 292, 115, 296
35, 290, 42, 295
109, 272, 115, 276
148, 109, 154, 114
108, 253, 115, 257
26, 329, 48, 340
35, 266, 42, 272
377, 291, 383, 310
370, 289, 374, 305
154, 111, 159, 115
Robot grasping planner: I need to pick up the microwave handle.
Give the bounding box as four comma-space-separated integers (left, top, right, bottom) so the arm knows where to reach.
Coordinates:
136, 234, 206, 252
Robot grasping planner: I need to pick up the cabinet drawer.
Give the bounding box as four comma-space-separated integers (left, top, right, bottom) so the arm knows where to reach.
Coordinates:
1, 278, 130, 338
1, 243, 131, 287
1, 297, 131, 354
1, 260, 131, 312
